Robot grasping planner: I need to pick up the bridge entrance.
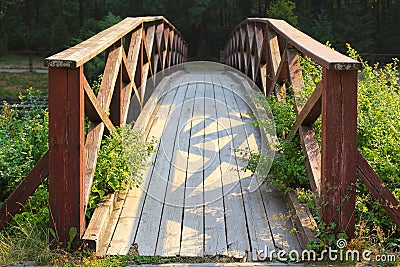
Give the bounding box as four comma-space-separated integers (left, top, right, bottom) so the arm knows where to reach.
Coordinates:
102, 66, 300, 259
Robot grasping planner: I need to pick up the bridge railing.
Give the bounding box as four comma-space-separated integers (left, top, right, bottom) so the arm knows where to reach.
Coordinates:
0, 16, 187, 245
225, 18, 400, 237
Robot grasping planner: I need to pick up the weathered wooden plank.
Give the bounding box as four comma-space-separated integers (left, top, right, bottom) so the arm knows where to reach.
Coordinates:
286, 191, 318, 250
134, 88, 180, 256
156, 80, 195, 257
127, 28, 143, 80
287, 49, 307, 113
321, 69, 357, 237
291, 83, 322, 135
215, 85, 251, 259
266, 27, 286, 99
227, 90, 277, 258
270, 45, 288, 95
48, 66, 85, 244
82, 194, 114, 250
0, 151, 49, 230
107, 82, 179, 255
299, 126, 321, 193
356, 151, 400, 226
245, 18, 361, 70
44, 16, 184, 68
97, 46, 122, 111
180, 82, 205, 257
83, 77, 115, 132
143, 24, 155, 76
202, 77, 228, 256
84, 122, 105, 207
286, 48, 322, 194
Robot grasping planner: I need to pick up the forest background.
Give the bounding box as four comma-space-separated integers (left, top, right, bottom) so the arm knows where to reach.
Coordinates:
0, 0, 399, 61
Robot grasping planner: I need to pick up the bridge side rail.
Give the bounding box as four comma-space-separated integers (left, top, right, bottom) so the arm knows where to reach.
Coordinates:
225, 18, 400, 237
0, 16, 188, 245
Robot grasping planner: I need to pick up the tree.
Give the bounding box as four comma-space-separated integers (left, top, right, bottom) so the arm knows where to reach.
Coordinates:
267, 0, 298, 27
334, 0, 375, 53
312, 8, 335, 45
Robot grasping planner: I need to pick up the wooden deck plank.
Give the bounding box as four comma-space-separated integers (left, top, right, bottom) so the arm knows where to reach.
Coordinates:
232, 91, 301, 253
203, 76, 228, 256
107, 71, 301, 258
209, 81, 251, 259
220, 82, 275, 260
107, 85, 179, 255
134, 84, 188, 255
180, 81, 205, 257
155, 78, 196, 257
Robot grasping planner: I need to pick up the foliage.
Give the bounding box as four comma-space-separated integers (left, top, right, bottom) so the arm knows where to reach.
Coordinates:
347, 44, 400, 235
311, 9, 334, 46
334, 0, 375, 53
88, 125, 156, 215
0, 219, 56, 266
245, 43, 400, 250
0, 88, 48, 202
264, 94, 308, 192
267, 0, 298, 27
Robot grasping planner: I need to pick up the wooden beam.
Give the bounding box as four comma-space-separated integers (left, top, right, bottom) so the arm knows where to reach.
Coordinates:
44, 17, 186, 68
244, 18, 361, 70
356, 151, 400, 226
291, 83, 322, 135
321, 68, 357, 237
0, 152, 49, 230
84, 122, 105, 207
299, 126, 321, 193
48, 66, 85, 245
270, 45, 288, 93
83, 77, 115, 132
287, 49, 307, 114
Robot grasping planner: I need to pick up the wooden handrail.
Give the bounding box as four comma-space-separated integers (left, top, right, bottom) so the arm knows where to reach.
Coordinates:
45, 16, 187, 68
0, 16, 187, 247
45, 16, 187, 246
226, 17, 400, 238
229, 18, 361, 71
225, 18, 358, 237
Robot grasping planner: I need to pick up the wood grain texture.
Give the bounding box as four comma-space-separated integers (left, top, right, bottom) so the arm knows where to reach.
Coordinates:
48, 67, 85, 244
230, 18, 361, 70
291, 83, 322, 135
0, 152, 49, 230
321, 69, 357, 237
356, 151, 400, 226
45, 17, 186, 68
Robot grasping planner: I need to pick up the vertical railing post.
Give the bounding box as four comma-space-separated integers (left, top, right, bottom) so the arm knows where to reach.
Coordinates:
48, 66, 85, 246
321, 68, 358, 237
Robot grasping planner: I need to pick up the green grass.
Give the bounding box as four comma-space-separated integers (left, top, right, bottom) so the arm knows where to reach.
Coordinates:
0, 220, 236, 266
0, 53, 46, 69
0, 72, 47, 97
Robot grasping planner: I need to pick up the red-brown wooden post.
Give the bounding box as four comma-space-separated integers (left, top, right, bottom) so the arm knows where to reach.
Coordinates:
321, 68, 358, 237
48, 66, 85, 246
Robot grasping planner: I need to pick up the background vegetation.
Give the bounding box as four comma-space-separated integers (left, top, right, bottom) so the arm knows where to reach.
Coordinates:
0, 0, 399, 60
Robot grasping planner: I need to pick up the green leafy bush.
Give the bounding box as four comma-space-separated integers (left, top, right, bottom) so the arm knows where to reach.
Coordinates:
87, 125, 156, 215
0, 88, 49, 227
247, 44, 400, 247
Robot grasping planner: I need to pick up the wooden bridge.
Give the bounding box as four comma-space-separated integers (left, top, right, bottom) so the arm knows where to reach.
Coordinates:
1, 16, 400, 261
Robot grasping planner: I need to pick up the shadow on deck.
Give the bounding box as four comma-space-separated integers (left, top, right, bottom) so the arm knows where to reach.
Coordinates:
101, 65, 301, 260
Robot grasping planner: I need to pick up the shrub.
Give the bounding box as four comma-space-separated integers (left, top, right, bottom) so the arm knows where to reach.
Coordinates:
87, 125, 157, 216
0, 88, 49, 227
246, 45, 400, 248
